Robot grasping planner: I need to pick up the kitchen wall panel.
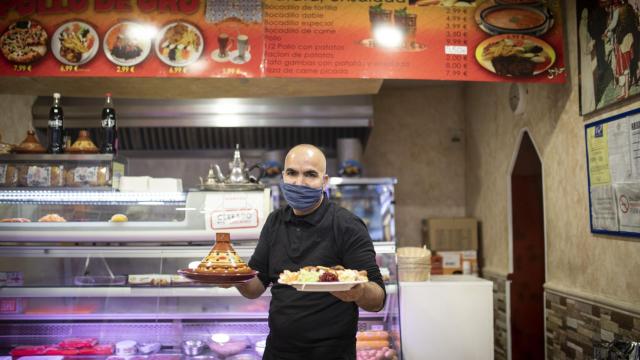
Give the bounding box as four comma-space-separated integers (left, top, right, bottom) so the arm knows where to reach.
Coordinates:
366, 85, 467, 247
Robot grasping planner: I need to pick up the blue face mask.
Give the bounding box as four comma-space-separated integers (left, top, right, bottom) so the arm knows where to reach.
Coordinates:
280, 181, 325, 211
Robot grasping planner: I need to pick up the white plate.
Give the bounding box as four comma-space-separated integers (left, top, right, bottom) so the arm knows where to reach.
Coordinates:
278, 279, 366, 292
155, 22, 203, 67
51, 21, 99, 66
211, 49, 231, 63
229, 50, 251, 65
103, 21, 152, 67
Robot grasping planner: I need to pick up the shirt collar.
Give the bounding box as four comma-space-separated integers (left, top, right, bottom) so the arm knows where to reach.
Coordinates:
284, 196, 330, 225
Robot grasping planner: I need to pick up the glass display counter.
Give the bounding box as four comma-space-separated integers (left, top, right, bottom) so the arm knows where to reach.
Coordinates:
0, 178, 401, 359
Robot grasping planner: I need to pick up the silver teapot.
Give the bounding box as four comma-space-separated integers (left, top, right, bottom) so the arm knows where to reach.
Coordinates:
200, 144, 264, 188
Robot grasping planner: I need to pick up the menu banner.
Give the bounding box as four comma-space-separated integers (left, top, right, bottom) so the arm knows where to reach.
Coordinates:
0, 0, 565, 82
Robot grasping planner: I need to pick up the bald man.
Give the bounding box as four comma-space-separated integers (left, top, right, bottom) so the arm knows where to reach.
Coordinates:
236, 144, 386, 360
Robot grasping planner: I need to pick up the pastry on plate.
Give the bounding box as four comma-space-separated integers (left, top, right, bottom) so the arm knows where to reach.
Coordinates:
38, 213, 66, 222
0, 218, 31, 222
110, 213, 128, 222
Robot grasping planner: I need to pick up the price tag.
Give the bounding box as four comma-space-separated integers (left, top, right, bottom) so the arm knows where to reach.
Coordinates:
370, 325, 384, 331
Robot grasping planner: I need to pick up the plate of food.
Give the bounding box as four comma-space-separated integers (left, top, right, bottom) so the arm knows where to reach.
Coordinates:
155, 21, 203, 67
51, 21, 99, 65
278, 266, 369, 292
475, 34, 555, 77
103, 21, 152, 66
0, 20, 48, 64
477, 4, 553, 36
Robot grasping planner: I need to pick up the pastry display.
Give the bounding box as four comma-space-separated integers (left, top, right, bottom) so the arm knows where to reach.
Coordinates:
38, 213, 66, 222
14, 130, 46, 154
195, 233, 253, 275
65, 166, 109, 187
0, 165, 18, 186
17, 165, 64, 187
278, 266, 369, 284
128, 274, 171, 286
0, 218, 31, 223
0, 133, 14, 154
110, 213, 128, 222
66, 130, 99, 153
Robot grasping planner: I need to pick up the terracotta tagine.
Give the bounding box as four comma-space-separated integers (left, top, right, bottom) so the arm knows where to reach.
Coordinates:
14, 130, 46, 154
195, 233, 253, 274
66, 130, 99, 154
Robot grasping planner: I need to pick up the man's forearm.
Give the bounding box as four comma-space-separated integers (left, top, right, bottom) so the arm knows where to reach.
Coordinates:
236, 277, 266, 299
356, 282, 385, 312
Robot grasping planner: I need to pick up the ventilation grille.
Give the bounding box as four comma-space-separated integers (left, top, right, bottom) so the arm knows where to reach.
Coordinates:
35, 127, 370, 152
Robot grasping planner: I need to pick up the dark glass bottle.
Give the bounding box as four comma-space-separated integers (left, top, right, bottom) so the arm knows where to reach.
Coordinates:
47, 93, 64, 154
100, 92, 117, 154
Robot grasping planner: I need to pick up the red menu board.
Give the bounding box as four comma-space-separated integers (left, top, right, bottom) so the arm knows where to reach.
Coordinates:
0, 0, 565, 82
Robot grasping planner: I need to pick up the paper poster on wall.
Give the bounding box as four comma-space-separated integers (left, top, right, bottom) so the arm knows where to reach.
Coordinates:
587, 124, 612, 186
577, 2, 640, 115
613, 182, 640, 233
585, 107, 640, 237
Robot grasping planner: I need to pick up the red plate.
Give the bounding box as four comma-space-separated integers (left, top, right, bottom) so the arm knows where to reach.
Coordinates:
177, 268, 257, 284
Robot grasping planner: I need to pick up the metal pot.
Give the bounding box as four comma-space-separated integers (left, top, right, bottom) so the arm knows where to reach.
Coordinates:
182, 340, 206, 356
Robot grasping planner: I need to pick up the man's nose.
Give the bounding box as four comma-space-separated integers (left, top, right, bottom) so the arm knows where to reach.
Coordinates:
293, 175, 304, 186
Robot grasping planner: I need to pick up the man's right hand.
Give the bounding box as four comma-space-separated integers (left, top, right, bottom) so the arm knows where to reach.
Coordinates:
234, 277, 266, 299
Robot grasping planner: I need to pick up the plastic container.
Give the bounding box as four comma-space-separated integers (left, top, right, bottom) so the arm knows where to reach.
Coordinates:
397, 247, 431, 282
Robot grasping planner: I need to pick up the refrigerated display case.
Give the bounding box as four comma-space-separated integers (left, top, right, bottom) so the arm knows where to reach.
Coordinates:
269, 178, 397, 243
0, 179, 401, 359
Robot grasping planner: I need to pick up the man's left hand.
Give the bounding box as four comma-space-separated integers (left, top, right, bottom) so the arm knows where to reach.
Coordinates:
330, 283, 364, 303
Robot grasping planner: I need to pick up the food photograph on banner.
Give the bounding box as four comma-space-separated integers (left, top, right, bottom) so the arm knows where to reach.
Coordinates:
261, 0, 565, 81
578, 1, 640, 114
0, 0, 565, 81
0, 0, 264, 77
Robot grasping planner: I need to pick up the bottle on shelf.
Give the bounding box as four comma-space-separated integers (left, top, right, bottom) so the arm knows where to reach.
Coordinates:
100, 92, 117, 154
47, 93, 64, 154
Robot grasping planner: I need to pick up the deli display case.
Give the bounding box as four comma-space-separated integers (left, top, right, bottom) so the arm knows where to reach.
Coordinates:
0, 177, 401, 360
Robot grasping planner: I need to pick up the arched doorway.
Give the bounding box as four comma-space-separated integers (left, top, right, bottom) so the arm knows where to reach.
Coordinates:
508, 130, 546, 360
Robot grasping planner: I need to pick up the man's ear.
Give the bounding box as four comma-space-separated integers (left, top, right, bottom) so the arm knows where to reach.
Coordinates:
323, 173, 329, 189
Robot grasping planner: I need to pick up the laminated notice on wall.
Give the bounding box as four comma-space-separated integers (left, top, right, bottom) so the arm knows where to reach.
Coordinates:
613, 183, 640, 233
586, 108, 640, 237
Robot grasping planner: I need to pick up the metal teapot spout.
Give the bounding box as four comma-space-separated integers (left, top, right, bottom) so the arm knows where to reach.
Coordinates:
213, 164, 226, 183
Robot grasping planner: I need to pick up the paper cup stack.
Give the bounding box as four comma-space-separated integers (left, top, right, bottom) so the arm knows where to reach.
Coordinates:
397, 247, 431, 282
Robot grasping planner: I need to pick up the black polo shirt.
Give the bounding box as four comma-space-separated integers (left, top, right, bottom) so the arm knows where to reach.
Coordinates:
248, 197, 386, 357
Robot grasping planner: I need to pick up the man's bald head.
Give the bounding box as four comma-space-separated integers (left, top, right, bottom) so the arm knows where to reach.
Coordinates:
285, 144, 327, 174
283, 144, 328, 189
